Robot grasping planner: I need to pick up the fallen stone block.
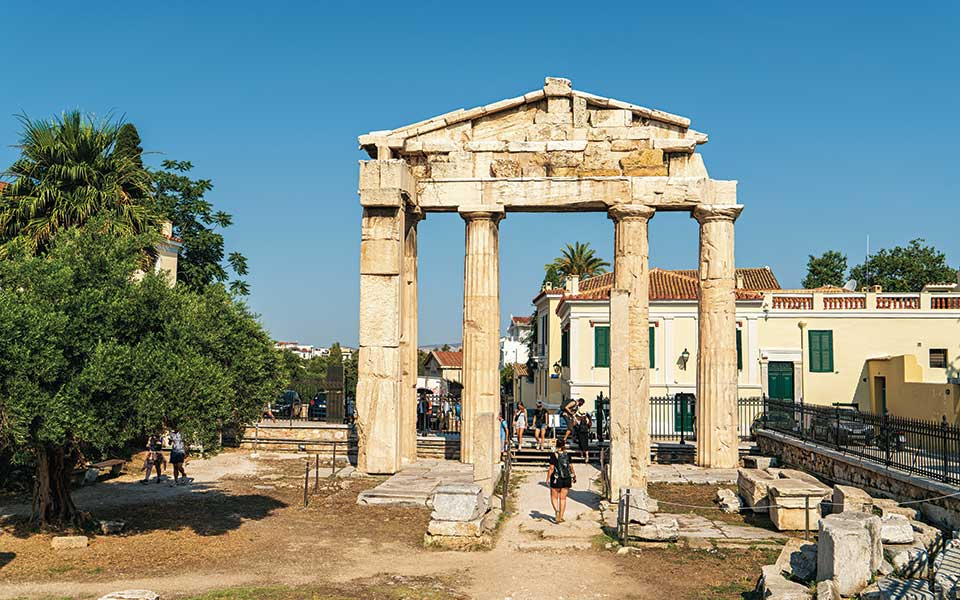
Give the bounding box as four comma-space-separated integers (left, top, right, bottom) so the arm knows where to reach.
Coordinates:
817, 514, 875, 596
481, 507, 502, 532
738, 468, 777, 513
832, 484, 873, 514
716, 488, 742, 514
880, 514, 915, 544
815, 579, 839, 600
622, 487, 658, 525
911, 520, 943, 551
832, 511, 884, 571
883, 543, 928, 579
99, 520, 126, 535
98, 592, 160, 600
933, 539, 960, 599
876, 576, 934, 599
768, 479, 830, 531
773, 469, 827, 487
430, 484, 485, 522
758, 564, 813, 600
427, 517, 484, 537
873, 498, 921, 521
627, 516, 678, 542
51, 535, 88, 549
878, 559, 895, 576
775, 539, 818, 582
742, 455, 777, 470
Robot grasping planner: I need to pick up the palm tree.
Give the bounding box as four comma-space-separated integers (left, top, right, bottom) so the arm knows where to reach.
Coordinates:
0, 111, 157, 255
546, 241, 610, 279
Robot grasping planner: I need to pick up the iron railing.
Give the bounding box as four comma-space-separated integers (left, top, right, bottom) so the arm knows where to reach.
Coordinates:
761, 397, 960, 485
648, 395, 764, 442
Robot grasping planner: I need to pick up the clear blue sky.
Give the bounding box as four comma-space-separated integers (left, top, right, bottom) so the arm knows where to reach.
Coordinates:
2, 2, 957, 347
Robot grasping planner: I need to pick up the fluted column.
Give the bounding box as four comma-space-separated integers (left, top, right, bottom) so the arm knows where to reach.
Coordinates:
460, 206, 504, 492
399, 209, 422, 465
693, 204, 743, 468
608, 204, 655, 499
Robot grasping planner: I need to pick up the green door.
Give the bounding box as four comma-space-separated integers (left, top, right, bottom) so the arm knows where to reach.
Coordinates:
768, 362, 795, 401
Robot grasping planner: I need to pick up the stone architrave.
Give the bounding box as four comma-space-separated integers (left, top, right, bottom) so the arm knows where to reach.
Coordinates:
693, 204, 743, 469
460, 207, 504, 473
399, 209, 422, 465
608, 204, 655, 498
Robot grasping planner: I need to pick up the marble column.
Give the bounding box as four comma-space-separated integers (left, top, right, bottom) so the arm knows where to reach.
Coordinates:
399, 209, 422, 465
356, 205, 404, 474
459, 207, 504, 483
693, 204, 743, 469
608, 204, 655, 499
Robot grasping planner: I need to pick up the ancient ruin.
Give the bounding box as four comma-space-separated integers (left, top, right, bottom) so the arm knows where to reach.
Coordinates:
355, 77, 743, 497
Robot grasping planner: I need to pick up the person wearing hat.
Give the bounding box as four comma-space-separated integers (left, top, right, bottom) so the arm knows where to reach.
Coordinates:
532, 401, 548, 450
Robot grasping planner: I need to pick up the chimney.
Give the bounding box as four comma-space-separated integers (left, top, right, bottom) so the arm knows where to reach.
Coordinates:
735, 273, 744, 289
565, 275, 580, 295
161, 220, 173, 238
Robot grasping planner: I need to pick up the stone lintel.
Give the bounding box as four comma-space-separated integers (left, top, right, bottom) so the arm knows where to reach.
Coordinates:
358, 159, 416, 195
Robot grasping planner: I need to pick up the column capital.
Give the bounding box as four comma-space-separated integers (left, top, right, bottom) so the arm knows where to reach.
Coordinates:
459, 205, 505, 223
692, 204, 743, 224
608, 203, 655, 222
405, 205, 425, 223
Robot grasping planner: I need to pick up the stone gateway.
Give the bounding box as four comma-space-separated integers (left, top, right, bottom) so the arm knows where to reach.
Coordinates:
355, 77, 743, 498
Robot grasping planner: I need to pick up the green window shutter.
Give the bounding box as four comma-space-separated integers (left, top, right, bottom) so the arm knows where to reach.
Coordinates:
736, 329, 742, 371
561, 330, 570, 367
595, 326, 610, 368
809, 330, 833, 373
648, 326, 655, 369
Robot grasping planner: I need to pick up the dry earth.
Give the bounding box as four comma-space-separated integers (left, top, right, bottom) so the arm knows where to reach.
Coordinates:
0, 451, 778, 600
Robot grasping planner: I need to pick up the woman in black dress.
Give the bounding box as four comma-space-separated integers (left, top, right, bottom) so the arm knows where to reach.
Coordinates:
546, 438, 576, 523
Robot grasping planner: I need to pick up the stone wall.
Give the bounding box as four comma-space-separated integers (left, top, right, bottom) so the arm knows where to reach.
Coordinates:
239, 423, 356, 456
757, 429, 960, 530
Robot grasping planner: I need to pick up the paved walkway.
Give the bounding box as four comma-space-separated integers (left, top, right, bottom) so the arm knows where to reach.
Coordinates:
356, 459, 473, 506
503, 464, 604, 552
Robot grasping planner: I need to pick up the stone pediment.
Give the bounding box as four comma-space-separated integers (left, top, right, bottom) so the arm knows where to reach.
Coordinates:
358, 77, 710, 181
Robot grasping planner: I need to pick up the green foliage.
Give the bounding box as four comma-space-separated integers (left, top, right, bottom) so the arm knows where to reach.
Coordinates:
541, 263, 564, 289
0, 111, 156, 256
546, 241, 609, 280
0, 225, 282, 524
114, 123, 144, 169
802, 250, 848, 289
151, 159, 248, 294
500, 365, 514, 393
417, 349, 429, 376
850, 238, 956, 292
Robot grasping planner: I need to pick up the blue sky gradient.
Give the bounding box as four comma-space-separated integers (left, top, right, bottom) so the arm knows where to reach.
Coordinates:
2, 2, 957, 346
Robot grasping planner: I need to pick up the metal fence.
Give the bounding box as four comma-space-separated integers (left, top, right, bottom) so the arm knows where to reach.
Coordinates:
649, 395, 764, 442
267, 389, 354, 424
761, 397, 960, 485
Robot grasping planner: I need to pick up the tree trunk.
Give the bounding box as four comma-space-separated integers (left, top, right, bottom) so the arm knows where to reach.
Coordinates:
32, 444, 80, 528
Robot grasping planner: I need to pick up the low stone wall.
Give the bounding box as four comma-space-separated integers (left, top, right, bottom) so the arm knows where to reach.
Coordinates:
239, 423, 356, 456
757, 429, 960, 530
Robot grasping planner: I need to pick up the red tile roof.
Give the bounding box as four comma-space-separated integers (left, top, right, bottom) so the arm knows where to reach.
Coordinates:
555, 267, 779, 313
430, 350, 463, 368
512, 362, 530, 377
511, 315, 532, 325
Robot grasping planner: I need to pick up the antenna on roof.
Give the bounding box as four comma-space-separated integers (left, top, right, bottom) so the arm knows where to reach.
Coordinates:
842, 279, 858, 292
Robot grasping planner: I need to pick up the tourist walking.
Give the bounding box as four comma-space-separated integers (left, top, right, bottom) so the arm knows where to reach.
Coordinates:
417, 394, 427, 433
574, 409, 592, 461
560, 398, 583, 443
453, 399, 461, 432
547, 438, 575, 523
500, 413, 508, 455
441, 397, 451, 431
169, 426, 188, 486
141, 435, 164, 484
532, 401, 548, 450
514, 404, 528, 450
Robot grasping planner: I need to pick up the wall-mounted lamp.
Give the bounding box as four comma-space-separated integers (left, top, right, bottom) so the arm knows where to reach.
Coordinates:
678, 348, 690, 370
553, 361, 562, 375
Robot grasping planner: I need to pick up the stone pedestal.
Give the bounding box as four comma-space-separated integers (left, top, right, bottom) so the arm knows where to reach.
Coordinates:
608, 205, 655, 498
738, 468, 777, 513
400, 210, 421, 465
693, 204, 743, 469
767, 478, 830, 531
460, 207, 503, 473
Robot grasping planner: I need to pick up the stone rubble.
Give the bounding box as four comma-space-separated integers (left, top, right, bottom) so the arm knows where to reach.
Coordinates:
880, 514, 917, 544
815, 579, 839, 600
757, 564, 813, 600
832, 484, 873, 514
51, 535, 88, 549
817, 513, 879, 596
933, 539, 960, 599
626, 516, 679, 542
875, 576, 935, 599
774, 539, 818, 583
884, 542, 929, 579
715, 488, 742, 514
768, 478, 831, 531
97, 592, 160, 600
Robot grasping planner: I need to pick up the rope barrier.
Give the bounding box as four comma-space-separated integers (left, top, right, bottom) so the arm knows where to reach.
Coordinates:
641, 489, 960, 512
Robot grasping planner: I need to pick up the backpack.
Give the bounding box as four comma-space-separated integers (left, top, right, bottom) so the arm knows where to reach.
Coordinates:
553, 451, 572, 480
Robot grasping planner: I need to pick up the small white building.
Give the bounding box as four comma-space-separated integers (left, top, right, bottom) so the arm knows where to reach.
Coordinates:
500, 315, 532, 367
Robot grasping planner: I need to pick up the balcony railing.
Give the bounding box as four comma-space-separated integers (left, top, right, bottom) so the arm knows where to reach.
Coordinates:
764, 291, 960, 312
876, 294, 920, 310
771, 295, 813, 310
823, 295, 866, 310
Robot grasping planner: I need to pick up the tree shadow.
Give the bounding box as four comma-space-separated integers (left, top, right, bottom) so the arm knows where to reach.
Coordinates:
6, 478, 287, 539
0, 552, 14, 570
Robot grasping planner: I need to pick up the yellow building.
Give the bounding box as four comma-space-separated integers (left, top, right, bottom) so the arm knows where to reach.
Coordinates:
539, 271, 960, 421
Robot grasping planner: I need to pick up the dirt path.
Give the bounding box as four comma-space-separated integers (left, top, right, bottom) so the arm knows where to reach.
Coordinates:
0, 453, 774, 600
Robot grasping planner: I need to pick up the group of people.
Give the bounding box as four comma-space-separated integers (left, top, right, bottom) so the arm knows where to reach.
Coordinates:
417, 394, 461, 433
504, 398, 592, 459
141, 427, 189, 486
